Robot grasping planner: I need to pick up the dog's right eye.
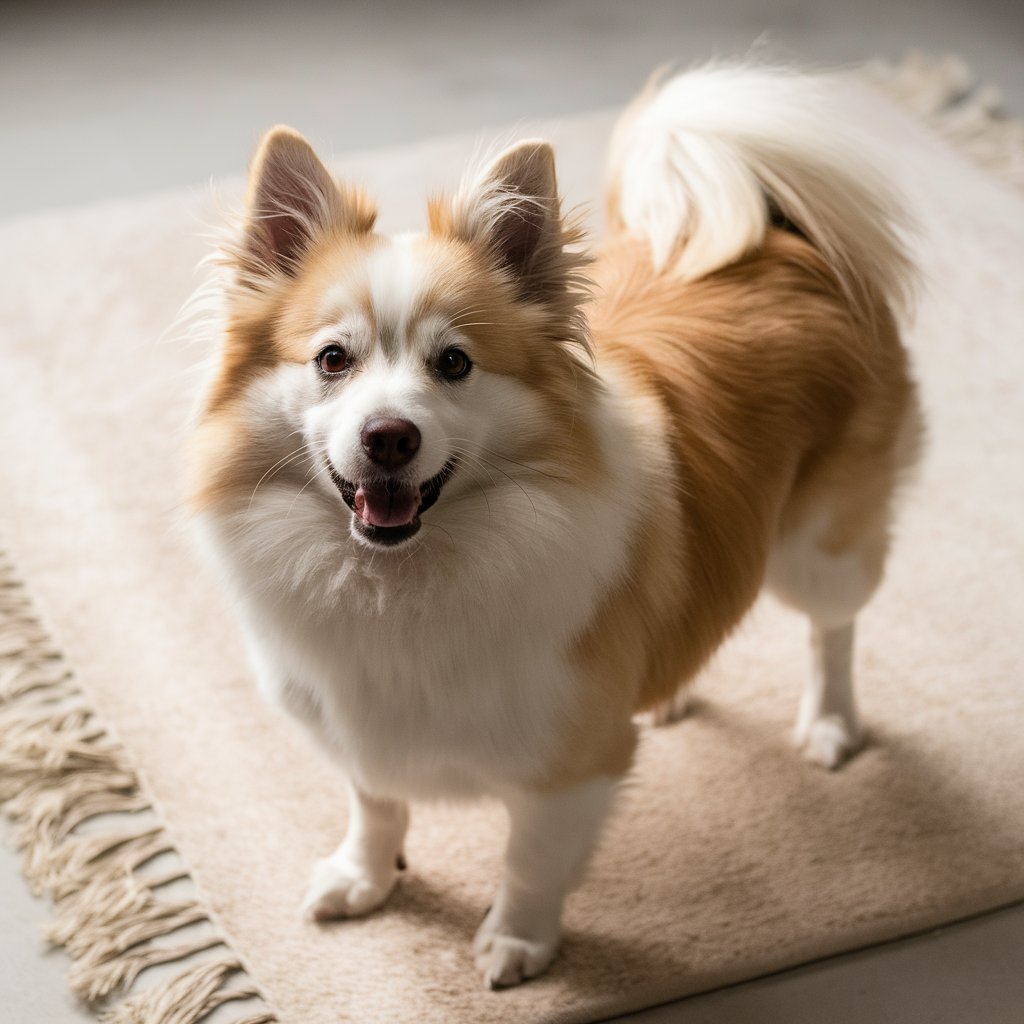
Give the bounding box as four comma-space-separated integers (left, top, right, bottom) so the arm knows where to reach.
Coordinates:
317, 346, 348, 374
437, 347, 472, 381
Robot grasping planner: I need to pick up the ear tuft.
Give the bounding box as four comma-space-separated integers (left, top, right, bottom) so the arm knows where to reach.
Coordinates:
478, 141, 558, 280
240, 126, 376, 280
431, 140, 578, 303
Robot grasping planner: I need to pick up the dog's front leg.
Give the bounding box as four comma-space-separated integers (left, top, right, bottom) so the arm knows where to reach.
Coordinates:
302, 781, 409, 920
474, 775, 619, 988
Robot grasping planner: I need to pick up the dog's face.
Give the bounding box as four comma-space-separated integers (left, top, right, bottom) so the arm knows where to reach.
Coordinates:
189, 128, 594, 552
279, 231, 541, 550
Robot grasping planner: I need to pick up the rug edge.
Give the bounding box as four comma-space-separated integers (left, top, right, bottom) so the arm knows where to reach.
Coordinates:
0, 544, 279, 1024
568, 898, 1024, 1024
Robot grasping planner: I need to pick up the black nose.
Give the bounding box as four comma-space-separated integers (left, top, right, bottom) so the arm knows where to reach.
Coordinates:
360, 417, 421, 470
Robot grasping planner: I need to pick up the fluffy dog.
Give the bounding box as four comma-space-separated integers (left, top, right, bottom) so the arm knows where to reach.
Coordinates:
187, 63, 921, 987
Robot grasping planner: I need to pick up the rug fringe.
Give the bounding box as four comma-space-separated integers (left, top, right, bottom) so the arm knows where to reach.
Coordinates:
0, 550, 278, 1021
95, 957, 268, 1024
864, 51, 1024, 190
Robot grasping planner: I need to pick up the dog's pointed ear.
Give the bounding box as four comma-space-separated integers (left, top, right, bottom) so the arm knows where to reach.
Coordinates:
239, 126, 376, 279
432, 140, 572, 301
473, 141, 560, 282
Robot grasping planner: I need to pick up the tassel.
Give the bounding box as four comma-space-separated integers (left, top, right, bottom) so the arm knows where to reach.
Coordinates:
0, 547, 277, 1020
96, 957, 266, 1024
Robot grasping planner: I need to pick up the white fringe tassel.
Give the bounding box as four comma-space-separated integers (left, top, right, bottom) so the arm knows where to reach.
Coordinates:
865, 50, 1024, 191
0, 550, 277, 1023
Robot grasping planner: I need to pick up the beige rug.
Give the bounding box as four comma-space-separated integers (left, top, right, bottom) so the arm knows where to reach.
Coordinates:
2, 55, 1023, 1024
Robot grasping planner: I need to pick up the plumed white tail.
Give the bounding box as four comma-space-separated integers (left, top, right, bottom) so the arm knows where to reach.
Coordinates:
607, 63, 916, 318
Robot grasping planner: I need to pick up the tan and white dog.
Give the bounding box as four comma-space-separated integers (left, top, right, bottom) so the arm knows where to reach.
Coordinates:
187, 63, 922, 988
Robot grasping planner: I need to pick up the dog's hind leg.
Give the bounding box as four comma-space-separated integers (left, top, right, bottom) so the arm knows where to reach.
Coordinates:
767, 511, 888, 770
771, 389, 922, 768
794, 619, 862, 769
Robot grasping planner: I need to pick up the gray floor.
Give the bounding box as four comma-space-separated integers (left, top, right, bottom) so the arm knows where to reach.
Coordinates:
2, 0, 1023, 221
3, 1, 1024, 1021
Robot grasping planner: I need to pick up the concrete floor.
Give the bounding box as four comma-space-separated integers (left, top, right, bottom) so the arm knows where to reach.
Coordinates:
2, 0, 1023, 220
2, 1, 1024, 1021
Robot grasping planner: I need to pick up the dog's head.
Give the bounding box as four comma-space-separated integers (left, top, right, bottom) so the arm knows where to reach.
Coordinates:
190, 127, 596, 551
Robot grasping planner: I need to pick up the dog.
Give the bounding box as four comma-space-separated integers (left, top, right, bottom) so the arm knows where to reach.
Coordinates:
186, 62, 922, 988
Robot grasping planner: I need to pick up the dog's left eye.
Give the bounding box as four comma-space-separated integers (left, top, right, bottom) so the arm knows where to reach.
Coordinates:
437, 347, 472, 381
317, 346, 348, 375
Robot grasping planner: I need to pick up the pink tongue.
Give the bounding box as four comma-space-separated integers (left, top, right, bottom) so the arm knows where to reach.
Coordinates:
354, 484, 420, 528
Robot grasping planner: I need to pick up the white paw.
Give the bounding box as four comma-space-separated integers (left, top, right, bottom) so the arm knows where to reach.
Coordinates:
636, 688, 692, 727
473, 906, 559, 989
301, 854, 400, 921
795, 714, 863, 770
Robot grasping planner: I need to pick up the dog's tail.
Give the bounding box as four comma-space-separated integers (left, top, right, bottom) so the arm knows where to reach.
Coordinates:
605, 62, 916, 318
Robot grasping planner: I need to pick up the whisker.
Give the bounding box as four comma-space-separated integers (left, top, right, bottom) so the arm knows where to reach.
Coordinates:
248, 435, 320, 509
446, 305, 491, 325
418, 520, 458, 551
446, 443, 539, 526
445, 447, 496, 529
446, 437, 564, 484
284, 456, 333, 519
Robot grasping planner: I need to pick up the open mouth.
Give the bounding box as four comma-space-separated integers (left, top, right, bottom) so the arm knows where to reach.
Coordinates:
328, 459, 456, 546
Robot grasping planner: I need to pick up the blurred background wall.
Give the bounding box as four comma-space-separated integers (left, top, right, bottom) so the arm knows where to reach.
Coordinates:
2, 0, 1022, 218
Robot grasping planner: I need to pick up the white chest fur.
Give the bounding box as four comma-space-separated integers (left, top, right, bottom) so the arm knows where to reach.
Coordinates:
197, 409, 644, 799
244, 584, 580, 800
